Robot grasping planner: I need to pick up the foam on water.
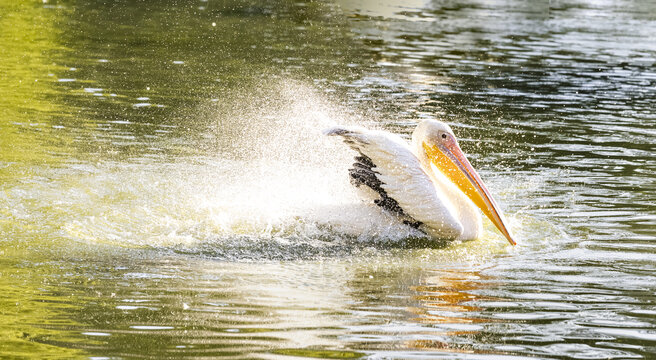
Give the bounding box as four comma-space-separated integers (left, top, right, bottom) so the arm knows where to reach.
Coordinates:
4, 81, 547, 260
47, 81, 426, 258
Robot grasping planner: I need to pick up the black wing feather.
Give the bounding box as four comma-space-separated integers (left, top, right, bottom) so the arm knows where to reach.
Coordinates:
349, 154, 423, 229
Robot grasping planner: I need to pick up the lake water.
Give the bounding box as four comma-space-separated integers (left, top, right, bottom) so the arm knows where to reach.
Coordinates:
1, 0, 655, 358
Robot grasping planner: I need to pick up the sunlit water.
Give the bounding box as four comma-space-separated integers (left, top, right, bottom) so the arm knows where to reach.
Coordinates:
1, 0, 655, 359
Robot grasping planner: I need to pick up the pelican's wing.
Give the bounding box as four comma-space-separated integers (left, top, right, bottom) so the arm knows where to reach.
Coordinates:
325, 126, 463, 239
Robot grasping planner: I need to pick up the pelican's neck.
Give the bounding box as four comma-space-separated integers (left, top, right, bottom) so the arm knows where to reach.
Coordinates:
411, 131, 483, 241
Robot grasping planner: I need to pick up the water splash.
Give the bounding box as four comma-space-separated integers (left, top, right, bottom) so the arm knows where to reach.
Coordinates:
46, 81, 427, 258
3, 80, 544, 260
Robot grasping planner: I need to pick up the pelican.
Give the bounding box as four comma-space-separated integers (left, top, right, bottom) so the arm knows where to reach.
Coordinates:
326, 120, 516, 245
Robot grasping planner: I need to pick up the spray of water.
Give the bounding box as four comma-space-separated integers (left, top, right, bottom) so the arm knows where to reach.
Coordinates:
5, 80, 552, 261
54, 80, 425, 259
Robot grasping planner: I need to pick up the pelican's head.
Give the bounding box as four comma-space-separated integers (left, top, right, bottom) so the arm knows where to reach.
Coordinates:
413, 120, 516, 245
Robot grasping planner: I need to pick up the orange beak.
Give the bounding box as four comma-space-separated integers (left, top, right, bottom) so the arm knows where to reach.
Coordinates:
423, 139, 516, 245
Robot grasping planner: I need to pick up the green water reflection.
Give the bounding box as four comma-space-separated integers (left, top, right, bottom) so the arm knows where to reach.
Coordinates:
1, 0, 656, 359
0, 1, 70, 166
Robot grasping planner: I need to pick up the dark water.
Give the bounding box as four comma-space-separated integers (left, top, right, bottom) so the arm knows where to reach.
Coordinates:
1, 0, 655, 358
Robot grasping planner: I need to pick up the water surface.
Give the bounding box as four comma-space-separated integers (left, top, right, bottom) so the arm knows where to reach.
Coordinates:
1, 0, 655, 358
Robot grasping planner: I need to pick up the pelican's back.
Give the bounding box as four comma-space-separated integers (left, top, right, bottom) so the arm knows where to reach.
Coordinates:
326, 126, 463, 240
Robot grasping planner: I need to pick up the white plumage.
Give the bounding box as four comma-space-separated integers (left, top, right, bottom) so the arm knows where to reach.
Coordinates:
326, 122, 484, 241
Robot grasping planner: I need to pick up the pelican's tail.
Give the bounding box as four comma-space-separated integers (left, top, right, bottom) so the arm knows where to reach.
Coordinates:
324, 125, 371, 147
324, 125, 365, 138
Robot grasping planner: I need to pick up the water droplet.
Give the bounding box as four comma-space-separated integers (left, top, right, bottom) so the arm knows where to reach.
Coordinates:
130, 326, 174, 330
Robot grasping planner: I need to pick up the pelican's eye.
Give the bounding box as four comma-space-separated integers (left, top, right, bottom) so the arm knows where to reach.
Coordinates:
441, 133, 448, 139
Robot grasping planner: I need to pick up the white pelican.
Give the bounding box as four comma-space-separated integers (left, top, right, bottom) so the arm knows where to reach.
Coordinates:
326, 120, 516, 245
